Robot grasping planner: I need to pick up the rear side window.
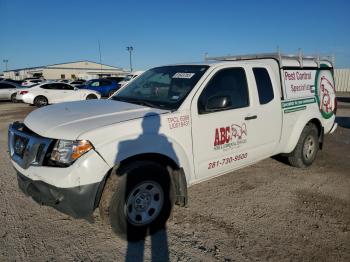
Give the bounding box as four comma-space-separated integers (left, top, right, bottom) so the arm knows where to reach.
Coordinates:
253, 68, 274, 104
41, 84, 53, 89
61, 84, 74, 90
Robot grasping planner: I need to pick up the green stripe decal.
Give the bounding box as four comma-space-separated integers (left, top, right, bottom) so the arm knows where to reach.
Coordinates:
284, 106, 307, 114
281, 97, 316, 108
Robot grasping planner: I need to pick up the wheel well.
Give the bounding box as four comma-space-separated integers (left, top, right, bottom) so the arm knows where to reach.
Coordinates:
308, 118, 322, 137
308, 118, 324, 149
119, 153, 179, 171
94, 153, 186, 209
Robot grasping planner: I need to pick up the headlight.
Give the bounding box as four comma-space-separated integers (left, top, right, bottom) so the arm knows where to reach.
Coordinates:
50, 140, 93, 164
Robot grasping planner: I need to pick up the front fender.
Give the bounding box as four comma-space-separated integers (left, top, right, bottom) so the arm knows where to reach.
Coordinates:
95, 134, 193, 185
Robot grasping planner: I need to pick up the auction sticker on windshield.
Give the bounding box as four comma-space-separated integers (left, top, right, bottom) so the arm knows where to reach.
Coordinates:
172, 73, 195, 79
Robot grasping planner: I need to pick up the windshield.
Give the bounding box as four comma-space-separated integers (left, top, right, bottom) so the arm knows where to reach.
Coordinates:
111, 65, 208, 110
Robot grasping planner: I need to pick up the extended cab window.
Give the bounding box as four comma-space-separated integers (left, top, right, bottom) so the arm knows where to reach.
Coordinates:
198, 68, 249, 114
253, 68, 274, 104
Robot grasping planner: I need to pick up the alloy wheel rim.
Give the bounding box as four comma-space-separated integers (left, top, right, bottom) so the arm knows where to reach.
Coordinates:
37, 98, 47, 106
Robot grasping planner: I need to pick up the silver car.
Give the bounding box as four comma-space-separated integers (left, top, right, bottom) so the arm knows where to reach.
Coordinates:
0, 81, 22, 102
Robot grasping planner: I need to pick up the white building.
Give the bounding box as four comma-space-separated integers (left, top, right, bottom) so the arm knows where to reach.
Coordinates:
3, 60, 127, 80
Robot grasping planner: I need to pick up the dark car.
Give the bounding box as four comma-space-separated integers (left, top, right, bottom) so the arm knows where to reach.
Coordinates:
78, 79, 120, 97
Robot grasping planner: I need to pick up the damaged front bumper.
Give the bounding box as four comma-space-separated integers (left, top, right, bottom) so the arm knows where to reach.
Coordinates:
8, 121, 111, 218
16, 171, 100, 218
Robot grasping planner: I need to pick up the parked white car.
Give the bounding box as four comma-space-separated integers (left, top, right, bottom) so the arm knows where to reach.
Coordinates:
21, 78, 44, 87
0, 81, 23, 102
8, 52, 337, 241
16, 82, 101, 107
118, 71, 144, 87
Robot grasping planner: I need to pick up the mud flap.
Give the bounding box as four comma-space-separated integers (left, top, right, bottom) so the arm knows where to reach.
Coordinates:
170, 168, 188, 207
319, 127, 324, 150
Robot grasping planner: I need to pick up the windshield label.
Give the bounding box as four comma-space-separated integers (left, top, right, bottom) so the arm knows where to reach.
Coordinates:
172, 73, 195, 79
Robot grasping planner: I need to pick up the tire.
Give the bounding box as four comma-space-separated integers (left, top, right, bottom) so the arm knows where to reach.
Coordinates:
33, 96, 48, 107
288, 123, 319, 168
86, 94, 97, 100
11, 93, 17, 103
99, 161, 175, 241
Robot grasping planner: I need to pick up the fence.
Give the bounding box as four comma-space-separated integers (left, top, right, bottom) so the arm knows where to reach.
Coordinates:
334, 69, 350, 92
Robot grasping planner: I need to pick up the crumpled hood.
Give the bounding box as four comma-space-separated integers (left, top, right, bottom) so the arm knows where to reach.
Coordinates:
24, 100, 169, 140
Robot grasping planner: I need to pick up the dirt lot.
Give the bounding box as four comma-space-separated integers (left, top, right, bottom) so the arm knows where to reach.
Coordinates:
0, 101, 349, 262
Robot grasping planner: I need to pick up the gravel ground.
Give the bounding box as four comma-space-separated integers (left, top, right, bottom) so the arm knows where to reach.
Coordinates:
0, 101, 349, 262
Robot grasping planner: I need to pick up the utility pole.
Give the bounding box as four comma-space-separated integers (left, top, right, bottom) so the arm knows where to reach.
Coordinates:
98, 41, 102, 77
3, 59, 8, 71
126, 46, 133, 72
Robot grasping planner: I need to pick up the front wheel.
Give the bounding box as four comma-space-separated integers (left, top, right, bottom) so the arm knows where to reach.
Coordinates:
99, 161, 174, 241
288, 123, 319, 168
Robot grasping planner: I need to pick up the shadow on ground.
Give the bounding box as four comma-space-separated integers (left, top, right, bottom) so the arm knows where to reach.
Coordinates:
125, 228, 169, 262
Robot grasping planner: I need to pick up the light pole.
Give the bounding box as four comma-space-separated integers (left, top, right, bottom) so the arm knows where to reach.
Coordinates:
3, 59, 8, 71
126, 46, 133, 72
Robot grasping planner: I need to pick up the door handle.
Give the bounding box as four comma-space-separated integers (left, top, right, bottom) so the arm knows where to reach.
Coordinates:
244, 115, 257, 120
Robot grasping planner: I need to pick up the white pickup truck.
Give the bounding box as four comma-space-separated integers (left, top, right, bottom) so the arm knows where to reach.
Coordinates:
8, 53, 337, 240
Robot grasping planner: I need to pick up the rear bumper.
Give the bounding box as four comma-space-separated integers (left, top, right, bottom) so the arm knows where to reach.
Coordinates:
17, 171, 100, 218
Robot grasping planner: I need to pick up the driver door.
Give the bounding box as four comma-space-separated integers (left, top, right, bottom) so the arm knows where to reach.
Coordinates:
60, 83, 79, 101
190, 66, 254, 181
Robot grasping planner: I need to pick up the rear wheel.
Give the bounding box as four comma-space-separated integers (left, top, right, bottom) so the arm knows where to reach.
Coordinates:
288, 123, 319, 168
99, 161, 175, 241
86, 94, 97, 100
11, 93, 17, 103
33, 96, 48, 107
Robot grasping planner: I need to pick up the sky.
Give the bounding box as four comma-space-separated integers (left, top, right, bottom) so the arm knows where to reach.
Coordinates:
0, 0, 350, 72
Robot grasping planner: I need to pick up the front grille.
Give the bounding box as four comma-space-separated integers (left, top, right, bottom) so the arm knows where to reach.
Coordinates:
8, 122, 53, 169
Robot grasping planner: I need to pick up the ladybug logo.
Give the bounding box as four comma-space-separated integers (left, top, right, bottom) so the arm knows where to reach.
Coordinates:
316, 68, 336, 119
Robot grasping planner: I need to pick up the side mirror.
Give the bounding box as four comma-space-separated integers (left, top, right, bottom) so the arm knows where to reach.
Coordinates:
74, 87, 78, 91
206, 96, 231, 111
